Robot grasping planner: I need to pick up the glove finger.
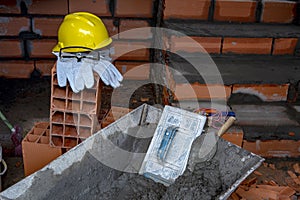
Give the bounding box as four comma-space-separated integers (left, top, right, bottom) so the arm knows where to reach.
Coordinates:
66, 74, 79, 93
56, 60, 67, 87
107, 69, 120, 88
102, 60, 123, 82
66, 61, 79, 93
75, 71, 85, 91
100, 60, 120, 88
100, 72, 111, 86
81, 61, 94, 88
93, 64, 110, 86
108, 62, 123, 82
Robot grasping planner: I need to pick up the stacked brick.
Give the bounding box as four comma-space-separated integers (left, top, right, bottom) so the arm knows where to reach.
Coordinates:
159, 0, 300, 104
50, 67, 102, 149
22, 122, 62, 176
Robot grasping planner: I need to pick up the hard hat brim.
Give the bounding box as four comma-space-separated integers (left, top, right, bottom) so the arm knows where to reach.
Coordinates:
52, 37, 112, 53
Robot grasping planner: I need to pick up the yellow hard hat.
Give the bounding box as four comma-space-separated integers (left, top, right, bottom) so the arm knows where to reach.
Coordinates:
52, 12, 112, 53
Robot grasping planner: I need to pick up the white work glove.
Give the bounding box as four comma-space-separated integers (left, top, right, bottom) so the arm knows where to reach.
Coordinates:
74, 58, 96, 91
75, 56, 123, 90
53, 52, 81, 93
54, 52, 123, 93
93, 57, 123, 88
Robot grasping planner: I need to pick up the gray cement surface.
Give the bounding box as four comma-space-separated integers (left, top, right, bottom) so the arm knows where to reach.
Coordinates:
0, 120, 263, 200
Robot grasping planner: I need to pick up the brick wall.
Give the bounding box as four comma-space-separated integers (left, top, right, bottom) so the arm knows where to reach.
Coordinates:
0, 0, 299, 101
0, 0, 299, 79
0, 0, 157, 79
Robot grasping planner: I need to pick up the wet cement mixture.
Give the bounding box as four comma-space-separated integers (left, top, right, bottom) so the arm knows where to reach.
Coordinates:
7, 124, 262, 200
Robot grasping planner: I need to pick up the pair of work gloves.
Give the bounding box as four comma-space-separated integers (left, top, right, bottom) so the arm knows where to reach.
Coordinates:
53, 51, 123, 93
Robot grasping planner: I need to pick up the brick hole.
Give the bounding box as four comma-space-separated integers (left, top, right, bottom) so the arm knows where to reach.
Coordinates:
52, 111, 64, 123
51, 136, 63, 147
80, 114, 92, 126
52, 98, 66, 110
64, 137, 77, 148
79, 127, 91, 138
65, 125, 77, 137
67, 100, 80, 111
52, 124, 63, 135
38, 136, 49, 144
65, 113, 78, 125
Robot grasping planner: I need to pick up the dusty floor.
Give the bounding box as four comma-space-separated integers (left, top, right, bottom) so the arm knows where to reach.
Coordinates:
0, 77, 299, 199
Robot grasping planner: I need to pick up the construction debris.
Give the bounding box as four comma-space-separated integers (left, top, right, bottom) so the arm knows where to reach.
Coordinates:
230, 160, 300, 199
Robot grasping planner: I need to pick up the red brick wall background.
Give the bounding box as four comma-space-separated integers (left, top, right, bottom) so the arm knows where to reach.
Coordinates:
0, 0, 156, 78
0, 0, 299, 90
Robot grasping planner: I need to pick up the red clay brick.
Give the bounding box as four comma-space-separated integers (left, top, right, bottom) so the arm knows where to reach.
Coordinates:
0, 60, 34, 78
35, 60, 56, 76
0, 0, 19, 13
223, 38, 272, 54
0, 39, 22, 57
33, 17, 63, 37
102, 19, 118, 38
115, 0, 153, 18
214, 0, 257, 22
261, 1, 296, 23
22, 122, 62, 176
243, 140, 300, 157
27, 0, 68, 15
0, 17, 30, 36
69, 0, 111, 16
30, 39, 57, 58
170, 36, 222, 54
119, 20, 152, 39
232, 84, 289, 102
273, 38, 298, 55
279, 186, 296, 197
174, 83, 231, 100
221, 126, 244, 147
164, 0, 211, 20
114, 61, 150, 80
113, 41, 150, 61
